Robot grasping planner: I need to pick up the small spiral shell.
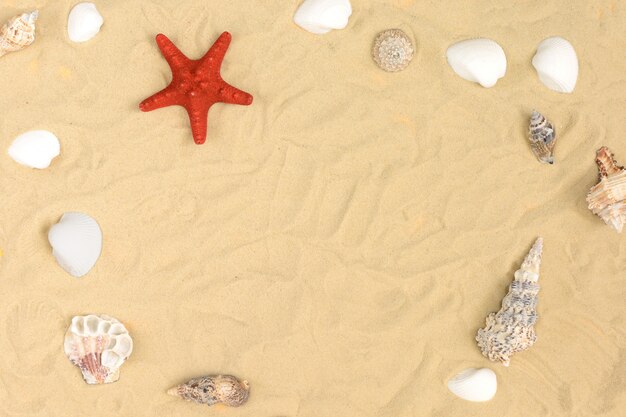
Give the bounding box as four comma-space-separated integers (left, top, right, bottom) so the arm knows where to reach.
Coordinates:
168, 375, 250, 407
0, 11, 38, 58
372, 29, 414, 72
528, 111, 556, 164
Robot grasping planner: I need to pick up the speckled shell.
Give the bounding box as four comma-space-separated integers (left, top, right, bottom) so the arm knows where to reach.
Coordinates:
168, 375, 250, 407
528, 111, 556, 164
372, 29, 414, 72
586, 147, 626, 233
0, 11, 38, 58
476, 238, 543, 366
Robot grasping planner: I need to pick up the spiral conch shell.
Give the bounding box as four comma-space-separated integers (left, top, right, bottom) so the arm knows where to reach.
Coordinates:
168, 375, 250, 407
64, 314, 133, 384
0, 11, 38, 58
476, 238, 543, 366
528, 111, 556, 164
586, 147, 626, 233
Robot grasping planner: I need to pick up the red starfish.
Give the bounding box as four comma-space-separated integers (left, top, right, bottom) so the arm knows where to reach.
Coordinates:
140, 32, 253, 145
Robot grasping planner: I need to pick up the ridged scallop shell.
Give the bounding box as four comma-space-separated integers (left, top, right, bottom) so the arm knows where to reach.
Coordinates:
64, 314, 133, 384
168, 375, 250, 407
532, 37, 578, 94
372, 29, 414, 72
0, 11, 38, 58
48, 212, 102, 278
293, 0, 352, 35
528, 111, 556, 164
447, 368, 497, 402
446, 38, 507, 88
7, 130, 61, 169
586, 147, 626, 233
476, 238, 542, 366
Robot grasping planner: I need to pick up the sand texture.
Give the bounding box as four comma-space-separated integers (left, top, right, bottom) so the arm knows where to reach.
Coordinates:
1, 0, 625, 416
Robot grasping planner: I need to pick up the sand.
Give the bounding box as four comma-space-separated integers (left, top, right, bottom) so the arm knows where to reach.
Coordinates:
1, 0, 625, 416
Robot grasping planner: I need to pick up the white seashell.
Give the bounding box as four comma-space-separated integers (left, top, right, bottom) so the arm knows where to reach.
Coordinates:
64, 314, 133, 384
67, 3, 104, 43
8, 130, 60, 169
532, 37, 578, 94
293, 0, 352, 35
48, 212, 102, 278
447, 368, 497, 402
446, 38, 507, 88
0, 10, 38, 58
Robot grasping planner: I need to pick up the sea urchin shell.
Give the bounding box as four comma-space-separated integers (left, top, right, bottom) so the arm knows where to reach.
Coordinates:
372, 29, 414, 72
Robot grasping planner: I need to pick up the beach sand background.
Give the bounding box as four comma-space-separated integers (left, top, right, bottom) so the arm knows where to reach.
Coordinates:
0, 0, 625, 416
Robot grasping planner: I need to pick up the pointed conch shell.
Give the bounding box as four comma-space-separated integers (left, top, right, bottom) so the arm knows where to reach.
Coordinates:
0, 10, 38, 58
168, 375, 250, 407
447, 368, 497, 402
476, 238, 543, 366
372, 29, 414, 72
586, 147, 626, 233
528, 111, 556, 164
64, 314, 133, 384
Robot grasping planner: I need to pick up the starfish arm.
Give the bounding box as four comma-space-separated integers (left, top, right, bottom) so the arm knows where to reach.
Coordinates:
199, 31, 232, 74
219, 81, 254, 106
184, 99, 212, 145
139, 84, 182, 112
155, 34, 192, 72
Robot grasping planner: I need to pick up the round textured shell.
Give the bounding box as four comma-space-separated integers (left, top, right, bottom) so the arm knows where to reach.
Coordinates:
372, 29, 414, 72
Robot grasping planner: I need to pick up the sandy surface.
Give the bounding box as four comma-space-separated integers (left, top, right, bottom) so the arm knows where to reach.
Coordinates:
1, 0, 625, 416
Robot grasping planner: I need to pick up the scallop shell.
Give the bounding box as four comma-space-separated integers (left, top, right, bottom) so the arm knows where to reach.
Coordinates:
168, 375, 250, 407
586, 147, 626, 233
528, 111, 556, 165
446, 38, 507, 88
48, 212, 103, 278
64, 314, 133, 384
372, 29, 414, 72
8, 130, 60, 169
293, 0, 352, 35
476, 238, 543, 366
447, 368, 497, 402
0, 10, 38, 58
532, 37, 578, 94
68, 3, 104, 43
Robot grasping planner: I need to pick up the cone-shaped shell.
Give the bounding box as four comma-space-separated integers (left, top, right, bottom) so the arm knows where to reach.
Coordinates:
168, 375, 250, 407
372, 29, 414, 72
528, 111, 556, 164
0, 11, 38, 58
476, 238, 543, 366
586, 147, 626, 233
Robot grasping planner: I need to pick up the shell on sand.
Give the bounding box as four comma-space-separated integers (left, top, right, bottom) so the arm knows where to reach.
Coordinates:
168, 375, 250, 407
528, 111, 557, 164
586, 147, 626, 233
476, 238, 543, 366
372, 29, 414, 72
64, 314, 133, 384
0, 11, 38, 58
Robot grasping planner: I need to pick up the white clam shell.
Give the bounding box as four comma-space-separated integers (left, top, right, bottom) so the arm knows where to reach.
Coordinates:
532, 37, 578, 94
293, 0, 352, 35
48, 212, 102, 278
8, 130, 60, 169
64, 314, 133, 384
447, 368, 497, 402
68, 2, 104, 43
446, 38, 507, 88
